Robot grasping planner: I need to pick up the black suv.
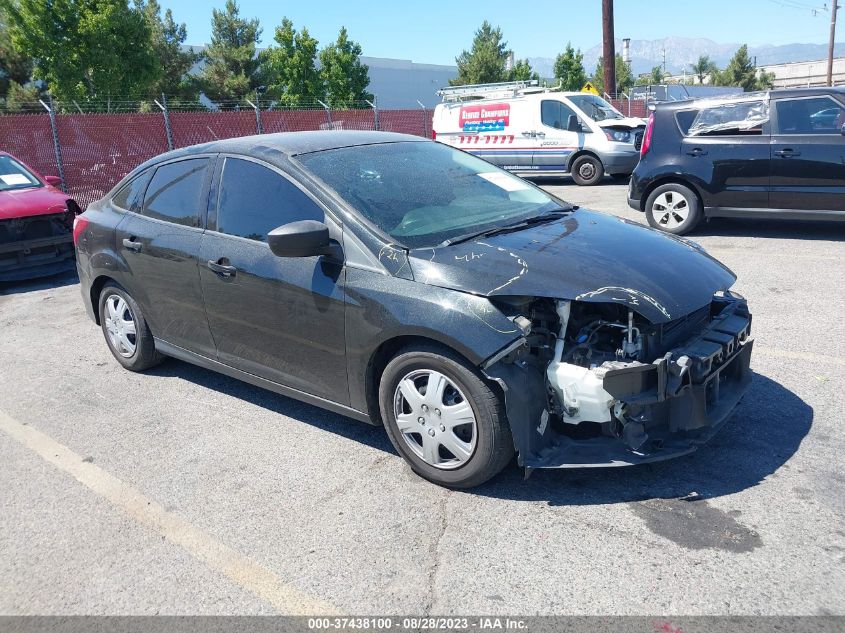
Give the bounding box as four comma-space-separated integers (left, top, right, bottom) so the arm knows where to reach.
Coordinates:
628, 87, 845, 234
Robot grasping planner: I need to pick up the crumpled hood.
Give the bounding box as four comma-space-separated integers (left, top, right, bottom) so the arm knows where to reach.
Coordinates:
407, 209, 736, 324
596, 117, 645, 129
0, 186, 70, 220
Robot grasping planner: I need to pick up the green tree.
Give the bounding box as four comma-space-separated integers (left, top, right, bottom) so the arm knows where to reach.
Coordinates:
507, 58, 538, 82
634, 66, 666, 86
714, 44, 769, 91
1, 0, 158, 102
3, 80, 39, 110
135, 0, 198, 97
450, 21, 509, 85
591, 54, 633, 94
690, 54, 718, 84
0, 4, 33, 97
319, 26, 372, 108
198, 0, 261, 102
553, 43, 586, 91
260, 18, 322, 106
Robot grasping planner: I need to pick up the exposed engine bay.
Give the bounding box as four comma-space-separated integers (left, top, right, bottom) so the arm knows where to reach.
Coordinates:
484, 292, 753, 468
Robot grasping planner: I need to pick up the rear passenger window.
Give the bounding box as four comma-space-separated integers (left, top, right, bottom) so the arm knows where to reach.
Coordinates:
775, 97, 845, 134
142, 159, 209, 227
215, 158, 324, 241
541, 100, 580, 131
112, 169, 152, 212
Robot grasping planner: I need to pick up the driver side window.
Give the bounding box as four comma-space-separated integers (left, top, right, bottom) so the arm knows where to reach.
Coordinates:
541, 100, 579, 130
214, 157, 324, 241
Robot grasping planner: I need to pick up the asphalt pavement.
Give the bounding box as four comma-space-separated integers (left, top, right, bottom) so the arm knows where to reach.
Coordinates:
0, 179, 843, 616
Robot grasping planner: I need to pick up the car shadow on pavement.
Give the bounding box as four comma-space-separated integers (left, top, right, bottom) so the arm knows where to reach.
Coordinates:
147, 359, 397, 455
692, 217, 845, 241
0, 269, 79, 296
471, 372, 812, 505
153, 360, 809, 505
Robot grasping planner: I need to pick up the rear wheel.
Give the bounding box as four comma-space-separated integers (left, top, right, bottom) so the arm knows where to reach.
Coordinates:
645, 183, 702, 235
98, 283, 163, 371
570, 154, 605, 186
379, 345, 514, 488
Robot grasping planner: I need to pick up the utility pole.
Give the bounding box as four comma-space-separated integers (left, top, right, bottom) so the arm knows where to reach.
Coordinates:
602, 0, 616, 96
828, 1, 839, 86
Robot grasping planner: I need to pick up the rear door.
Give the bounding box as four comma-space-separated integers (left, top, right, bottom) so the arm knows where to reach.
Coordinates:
533, 98, 584, 172
115, 156, 216, 357
770, 94, 845, 211
682, 99, 771, 211
198, 156, 348, 403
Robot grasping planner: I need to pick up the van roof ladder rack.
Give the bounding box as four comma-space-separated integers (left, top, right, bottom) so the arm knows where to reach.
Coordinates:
437, 80, 541, 102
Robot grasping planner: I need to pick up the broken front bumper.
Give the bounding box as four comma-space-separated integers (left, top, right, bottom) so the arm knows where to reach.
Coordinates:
0, 215, 76, 282
486, 299, 754, 468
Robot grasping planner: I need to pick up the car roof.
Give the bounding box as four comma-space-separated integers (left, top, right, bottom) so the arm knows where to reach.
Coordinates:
162, 130, 427, 161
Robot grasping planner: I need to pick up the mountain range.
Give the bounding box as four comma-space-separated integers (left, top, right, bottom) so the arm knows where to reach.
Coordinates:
526, 37, 845, 77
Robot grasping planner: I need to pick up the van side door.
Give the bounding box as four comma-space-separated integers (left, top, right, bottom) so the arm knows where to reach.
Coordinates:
533, 99, 584, 172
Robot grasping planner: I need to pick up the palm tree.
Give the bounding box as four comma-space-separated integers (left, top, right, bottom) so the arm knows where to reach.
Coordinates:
690, 55, 718, 84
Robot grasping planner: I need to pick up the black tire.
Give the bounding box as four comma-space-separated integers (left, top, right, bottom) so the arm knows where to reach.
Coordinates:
569, 154, 605, 186
98, 282, 163, 372
379, 344, 514, 489
645, 183, 702, 235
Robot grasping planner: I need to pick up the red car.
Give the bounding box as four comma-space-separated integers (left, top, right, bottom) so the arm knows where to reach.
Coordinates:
0, 151, 80, 281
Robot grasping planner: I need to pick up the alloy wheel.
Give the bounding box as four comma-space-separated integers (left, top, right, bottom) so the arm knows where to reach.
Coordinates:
651, 191, 690, 229
392, 369, 477, 470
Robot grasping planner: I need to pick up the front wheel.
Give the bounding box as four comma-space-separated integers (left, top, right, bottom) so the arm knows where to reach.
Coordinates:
570, 154, 605, 186
379, 345, 514, 488
645, 183, 703, 235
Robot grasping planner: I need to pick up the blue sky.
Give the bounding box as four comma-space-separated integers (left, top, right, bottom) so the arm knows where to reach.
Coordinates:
159, 0, 837, 64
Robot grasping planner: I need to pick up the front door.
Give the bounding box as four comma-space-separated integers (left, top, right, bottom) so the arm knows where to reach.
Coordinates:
533, 99, 583, 172
198, 156, 348, 404
770, 94, 845, 211
115, 156, 216, 357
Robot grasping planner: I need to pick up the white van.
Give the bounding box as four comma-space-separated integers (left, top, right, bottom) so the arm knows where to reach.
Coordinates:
432, 81, 646, 186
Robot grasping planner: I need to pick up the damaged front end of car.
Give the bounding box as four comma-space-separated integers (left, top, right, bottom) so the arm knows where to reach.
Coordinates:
481, 291, 753, 468
0, 206, 78, 282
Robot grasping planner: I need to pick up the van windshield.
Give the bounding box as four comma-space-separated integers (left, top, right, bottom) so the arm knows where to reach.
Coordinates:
569, 94, 625, 122
296, 141, 569, 249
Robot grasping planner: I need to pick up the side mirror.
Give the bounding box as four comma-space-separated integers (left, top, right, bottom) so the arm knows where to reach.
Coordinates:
840, 123, 845, 135
44, 175, 63, 187
567, 115, 582, 133
268, 220, 333, 258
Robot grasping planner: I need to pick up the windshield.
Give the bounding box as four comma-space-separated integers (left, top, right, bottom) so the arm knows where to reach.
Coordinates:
569, 94, 624, 122
0, 155, 41, 192
296, 141, 568, 249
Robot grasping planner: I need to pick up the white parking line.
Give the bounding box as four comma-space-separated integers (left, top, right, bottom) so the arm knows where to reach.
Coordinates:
0, 409, 338, 616
755, 346, 845, 367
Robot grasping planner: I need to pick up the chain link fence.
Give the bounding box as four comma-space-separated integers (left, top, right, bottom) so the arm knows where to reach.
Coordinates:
0, 98, 432, 209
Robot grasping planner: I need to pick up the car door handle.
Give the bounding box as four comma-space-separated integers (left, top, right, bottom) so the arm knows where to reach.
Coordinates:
775, 148, 801, 157
686, 147, 708, 156
207, 259, 237, 278
122, 237, 142, 253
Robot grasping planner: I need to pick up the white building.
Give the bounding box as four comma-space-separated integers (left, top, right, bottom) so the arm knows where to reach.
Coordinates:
757, 56, 845, 88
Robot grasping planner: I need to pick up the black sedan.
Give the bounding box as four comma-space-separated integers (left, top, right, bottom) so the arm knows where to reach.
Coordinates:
74, 131, 753, 488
